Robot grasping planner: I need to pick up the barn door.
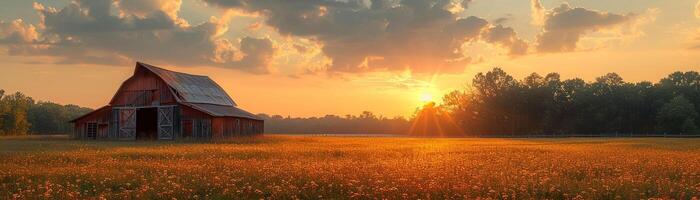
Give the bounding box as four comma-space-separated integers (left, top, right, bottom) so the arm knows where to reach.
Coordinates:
118, 108, 136, 140
158, 106, 174, 140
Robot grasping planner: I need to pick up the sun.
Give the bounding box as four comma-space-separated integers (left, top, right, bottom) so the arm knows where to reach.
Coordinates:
420, 92, 434, 103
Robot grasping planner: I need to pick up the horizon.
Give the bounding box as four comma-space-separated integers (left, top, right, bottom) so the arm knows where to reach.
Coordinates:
1, 0, 699, 118
0, 65, 695, 118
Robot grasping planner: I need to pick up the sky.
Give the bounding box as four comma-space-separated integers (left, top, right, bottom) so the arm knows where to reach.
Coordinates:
0, 0, 699, 118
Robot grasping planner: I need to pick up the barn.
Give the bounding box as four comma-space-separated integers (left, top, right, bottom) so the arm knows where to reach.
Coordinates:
70, 62, 264, 140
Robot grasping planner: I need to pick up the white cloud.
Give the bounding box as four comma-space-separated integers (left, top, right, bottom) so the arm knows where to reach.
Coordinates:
0, 19, 38, 44
696, 0, 700, 18
530, 0, 545, 26
203, 0, 528, 74
118, 0, 182, 19
482, 25, 529, 56
0, 0, 275, 74
535, 3, 637, 53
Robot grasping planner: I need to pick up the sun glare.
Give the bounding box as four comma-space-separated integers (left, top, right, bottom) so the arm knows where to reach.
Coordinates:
420, 93, 433, 103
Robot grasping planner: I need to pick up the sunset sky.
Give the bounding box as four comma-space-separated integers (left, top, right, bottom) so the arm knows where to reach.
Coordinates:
0, 0, 699, 117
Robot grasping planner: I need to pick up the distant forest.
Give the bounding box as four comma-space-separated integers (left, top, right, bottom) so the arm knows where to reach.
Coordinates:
259, 112, 410, 135
1, 68, 699, 136
436, 68, 700, 136
264, 69, 700, 136
0, 90, 93, 136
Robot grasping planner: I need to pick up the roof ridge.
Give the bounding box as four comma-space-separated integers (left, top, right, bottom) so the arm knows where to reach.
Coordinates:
137, 62, 209, 78
135, 62, 237, 106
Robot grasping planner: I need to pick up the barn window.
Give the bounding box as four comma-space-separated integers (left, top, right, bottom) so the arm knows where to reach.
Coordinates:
87, 123, 98, 139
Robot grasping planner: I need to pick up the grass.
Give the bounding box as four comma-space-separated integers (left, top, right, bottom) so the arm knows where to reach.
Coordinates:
1, 136, 699, 199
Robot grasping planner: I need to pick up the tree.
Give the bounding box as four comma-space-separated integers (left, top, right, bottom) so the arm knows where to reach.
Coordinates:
471, 68, 520, 135
656, 96, 699, 135
656, 71, 700, 128
0, 92, 33, 135
541, 73, 564, 134
28, 102, 93, 134
409, 102, 463, 137
681, 118, 699, 135
439, 68, 700, 137
260, 111, 411, 135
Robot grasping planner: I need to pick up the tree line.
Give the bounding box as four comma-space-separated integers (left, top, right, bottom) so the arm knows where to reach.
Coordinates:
255, 69, 699, 136
258, 112, 410, 135
2, 68, 698, 137
0, 89, 93, 136
438, 68, 700, 136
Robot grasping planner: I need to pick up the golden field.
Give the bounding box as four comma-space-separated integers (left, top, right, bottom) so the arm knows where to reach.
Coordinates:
1, 136, 700, 199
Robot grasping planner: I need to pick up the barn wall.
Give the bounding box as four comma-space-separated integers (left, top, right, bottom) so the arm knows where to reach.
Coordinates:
180, 105, 213, 139
212, 117, 264, 138
73, 104, 263, 140
110, 67, 177, 107
73, 107, 112, 139
74, 64, 264, 140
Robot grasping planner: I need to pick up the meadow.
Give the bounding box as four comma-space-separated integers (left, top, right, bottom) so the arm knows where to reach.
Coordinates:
1, 136, 699, 199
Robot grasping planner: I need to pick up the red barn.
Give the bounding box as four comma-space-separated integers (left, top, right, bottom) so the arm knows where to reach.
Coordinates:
71, 62, 263, 140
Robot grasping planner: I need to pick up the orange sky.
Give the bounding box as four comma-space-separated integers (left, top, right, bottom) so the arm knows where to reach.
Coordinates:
0, 0, 699, 117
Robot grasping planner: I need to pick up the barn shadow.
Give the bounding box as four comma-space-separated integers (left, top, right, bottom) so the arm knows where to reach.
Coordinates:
135, 107, 158, 140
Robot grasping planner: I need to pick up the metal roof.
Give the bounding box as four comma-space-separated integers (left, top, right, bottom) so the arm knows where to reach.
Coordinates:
184, 103, 263, 120
69, 105, 111, 123
138, 62, 237, 106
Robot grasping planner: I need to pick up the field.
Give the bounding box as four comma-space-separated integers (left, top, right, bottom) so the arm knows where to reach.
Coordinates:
1, 136, 700, 199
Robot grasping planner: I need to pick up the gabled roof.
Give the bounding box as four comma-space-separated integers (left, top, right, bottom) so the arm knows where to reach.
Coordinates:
69, 105, 111, 123
183, 103, 263, 120
72, 62, 262, 122
137, 62, 237, 106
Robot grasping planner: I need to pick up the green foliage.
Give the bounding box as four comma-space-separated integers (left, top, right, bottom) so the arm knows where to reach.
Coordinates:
681, 118, 699, 135
259, 111, 410, 135
441, 68, 700, 136
0, 92, 33, 136
656, 96, 699, 134
0, 89, 92, 135
28, 102, 93, 134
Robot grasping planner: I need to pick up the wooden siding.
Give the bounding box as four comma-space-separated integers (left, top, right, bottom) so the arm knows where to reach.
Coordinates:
212, 117, 264, 138
110, 67, 176, 107
73, 63, 263, 140
75, 104, 262, 140
73, 106, 111, 139
180, 105, 213, 139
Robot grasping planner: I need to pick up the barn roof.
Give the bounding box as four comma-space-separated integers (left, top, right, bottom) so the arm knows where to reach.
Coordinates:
183, 103, 263, 120
72, 62, 262, 123
69, 105, 111, 123
136, 62, 264, 120
137, 62, 237, 107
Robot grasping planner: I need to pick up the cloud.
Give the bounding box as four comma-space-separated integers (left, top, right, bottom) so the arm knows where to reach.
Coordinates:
0, 0, 274, 74
482, 25, 528, 56
0, 19, 43, 57
118, 0, 182, 20
696, 0, 700, 18
203, 0, 527, 74
530, 0, 545, 25
0, 19, 39, 44
493, 14, 514, 25
237, 37, 276, 74
352, 71, 434, 90
535, 3, 636, 53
